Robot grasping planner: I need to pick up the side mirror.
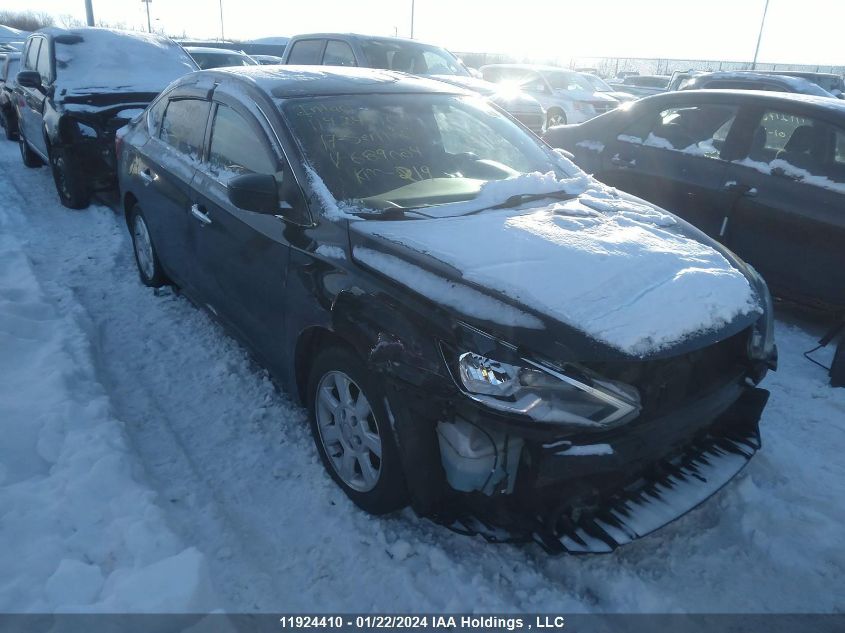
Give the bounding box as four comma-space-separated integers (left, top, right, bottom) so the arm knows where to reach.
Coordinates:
16, 70, 42, 89
227, 173, 279, 213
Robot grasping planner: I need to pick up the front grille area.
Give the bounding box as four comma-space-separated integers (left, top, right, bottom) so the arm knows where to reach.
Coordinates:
590, 101, 617, 114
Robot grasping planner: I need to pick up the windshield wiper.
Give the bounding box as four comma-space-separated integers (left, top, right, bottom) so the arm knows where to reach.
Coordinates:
469, 189, 580, 215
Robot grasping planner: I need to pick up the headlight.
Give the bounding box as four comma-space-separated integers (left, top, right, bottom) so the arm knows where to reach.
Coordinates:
457, 352, 641, 430
747, 268, 775, 362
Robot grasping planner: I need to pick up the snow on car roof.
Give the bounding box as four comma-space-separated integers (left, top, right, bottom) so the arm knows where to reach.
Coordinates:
40, 27, 197, 97
184, 46, 249, 55
210, 65, 470, 98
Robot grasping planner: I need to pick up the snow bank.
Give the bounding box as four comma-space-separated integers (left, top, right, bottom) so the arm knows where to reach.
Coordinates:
0, 224, 214, 611
356, 195, 758, 354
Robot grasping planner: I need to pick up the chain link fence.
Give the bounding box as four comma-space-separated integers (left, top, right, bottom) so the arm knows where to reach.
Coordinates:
456, 53, 845, 78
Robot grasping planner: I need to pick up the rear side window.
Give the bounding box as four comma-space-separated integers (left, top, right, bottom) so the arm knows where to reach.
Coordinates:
146, 97, 168, 137
287, 40, 324, 65
160, 99, 210, 159
208, 104, 275, 179
323, 40, 356, 67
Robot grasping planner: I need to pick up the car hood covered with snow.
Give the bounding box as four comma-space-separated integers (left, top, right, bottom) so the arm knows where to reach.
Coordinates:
348, 175, 762, 359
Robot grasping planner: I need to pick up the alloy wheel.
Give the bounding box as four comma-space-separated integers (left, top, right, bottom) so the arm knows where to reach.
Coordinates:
132, 214, 155, 281
315, 370, 382, 492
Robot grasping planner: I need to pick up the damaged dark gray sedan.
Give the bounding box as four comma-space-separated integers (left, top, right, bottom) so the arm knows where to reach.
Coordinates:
116, 66, 777, 553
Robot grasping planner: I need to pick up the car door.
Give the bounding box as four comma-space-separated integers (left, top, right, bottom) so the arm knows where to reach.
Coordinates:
133, 94, 211, 290
17, 37, 44, 150
189, 96, 301, 361
597, 101, 739, 237
722, 106, 845, 309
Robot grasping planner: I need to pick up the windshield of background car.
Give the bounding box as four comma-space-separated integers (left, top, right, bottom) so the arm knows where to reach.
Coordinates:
192, 51, 257, 69
542, 70, 594, 92
53, 29, 198, 96
584, 74, 612, 91
282, 93, 564, 211
361, 40, 468, 77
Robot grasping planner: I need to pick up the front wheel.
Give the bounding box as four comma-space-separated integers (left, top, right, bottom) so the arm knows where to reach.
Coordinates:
129, 204, 168, 287
546, 109, 567, 128
19, 137, 43, 168
50, 147, 90, 209
307, 346, 408, 514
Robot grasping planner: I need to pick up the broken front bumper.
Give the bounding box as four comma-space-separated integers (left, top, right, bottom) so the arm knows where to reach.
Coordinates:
438, 387, 769, 553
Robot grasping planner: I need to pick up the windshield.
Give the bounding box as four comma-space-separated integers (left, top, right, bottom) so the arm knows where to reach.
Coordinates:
54, 29, 197, 96
583, 73, 613, 92
541, 70, 594, 92
282, 93, 566, 212
191, 51, 257, 69
361, 39, 469, 77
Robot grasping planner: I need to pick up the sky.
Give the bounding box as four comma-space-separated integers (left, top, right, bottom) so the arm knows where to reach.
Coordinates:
3, 0, 844, 66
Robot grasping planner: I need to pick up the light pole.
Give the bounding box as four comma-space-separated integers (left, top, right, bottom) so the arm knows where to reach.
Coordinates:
410, 0, 415, 39
141, 0, 152, 33
84, 0, 94, 26
751, 0, 770, 70
218, 0, 225, 40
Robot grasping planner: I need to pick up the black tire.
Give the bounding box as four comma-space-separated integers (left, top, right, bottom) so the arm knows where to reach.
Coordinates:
128, 204, 168, 288
307, 346, 408, 514
49, 146, 91, 209
19, 137, 43, 168
546, 109, 567, 128
3, 113, 17, 141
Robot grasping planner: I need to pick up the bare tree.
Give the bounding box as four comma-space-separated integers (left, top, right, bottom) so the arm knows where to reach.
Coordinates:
57, 14, 85, 29
0, 10, 55, 32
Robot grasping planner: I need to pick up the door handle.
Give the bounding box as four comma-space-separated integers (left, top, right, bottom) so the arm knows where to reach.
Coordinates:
723, 181, 757, 197
611, 155, 636, 168
139, 169, 154, 184
191, 204, 212, 226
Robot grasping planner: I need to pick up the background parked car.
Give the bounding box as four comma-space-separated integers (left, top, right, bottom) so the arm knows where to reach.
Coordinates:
15, 27, 198, 208
0, 51, 20, 139
679, 71, 836, 98
252, 54, 285, 65
481, 63, 618, 127
543, 89, 845, 311
580, 72, 637, 102
117, 66, 774, 552
758, 71, 845, 98
184, 46, 258, 69
281, 34, 546, 134
607, 74, 670, 97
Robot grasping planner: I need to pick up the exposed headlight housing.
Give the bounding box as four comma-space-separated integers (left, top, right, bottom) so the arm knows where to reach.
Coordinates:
457, 352, 641, 430
747, 269, 776, 364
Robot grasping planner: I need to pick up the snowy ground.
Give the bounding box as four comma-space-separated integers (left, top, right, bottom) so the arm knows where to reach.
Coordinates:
0, 139, 843, 613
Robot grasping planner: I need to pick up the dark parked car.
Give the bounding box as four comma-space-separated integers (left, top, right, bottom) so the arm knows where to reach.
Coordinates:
0, 52, 20, 139
544, 89, 845, 311
281, 33, 546, 135
759, 71, 845, 98
678, 71, 835, 98
184, 46, 258, 69
15, 27, 197, 208
117, 66, 775, 553
607, 74, 670, 98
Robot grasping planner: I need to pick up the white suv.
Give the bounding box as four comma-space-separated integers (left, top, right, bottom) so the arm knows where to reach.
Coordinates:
481, 64, 619, 127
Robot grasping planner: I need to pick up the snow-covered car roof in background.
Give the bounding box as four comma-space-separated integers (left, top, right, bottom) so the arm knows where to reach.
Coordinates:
184, 46, 250, 56
36, 27, 198, 97
685, 71, 835, 97
640, 88, 845, 113
208, 65, 472, 98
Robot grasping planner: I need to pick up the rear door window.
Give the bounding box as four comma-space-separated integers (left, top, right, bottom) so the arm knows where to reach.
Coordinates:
287, 39, 324, 65
207, 104, 276, 180
322, 40, 356, 67
160, 98, 210, 160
